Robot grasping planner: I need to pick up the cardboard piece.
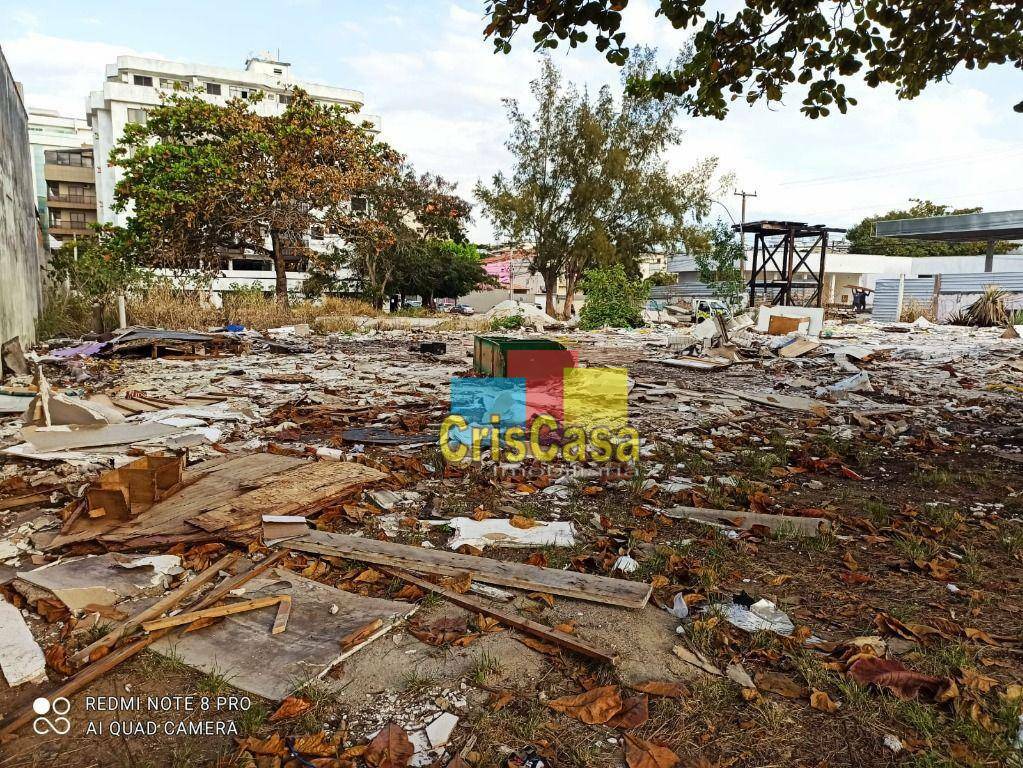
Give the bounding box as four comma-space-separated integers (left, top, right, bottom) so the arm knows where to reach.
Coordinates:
152, 569, 416, 700
757, 306, 825, 336
16, 553, 182, 612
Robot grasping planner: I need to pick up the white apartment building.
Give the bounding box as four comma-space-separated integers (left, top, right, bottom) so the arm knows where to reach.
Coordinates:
26, 109, 96, 249
86, 53, 378, 293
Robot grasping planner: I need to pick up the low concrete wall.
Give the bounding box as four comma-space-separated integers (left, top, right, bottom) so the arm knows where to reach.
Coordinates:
0, 48, 45, 346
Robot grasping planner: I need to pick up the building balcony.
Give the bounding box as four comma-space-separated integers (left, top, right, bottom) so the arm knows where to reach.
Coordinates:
47, 193, 97, 209
44, 163, 96, 184
48, 222, 94, 236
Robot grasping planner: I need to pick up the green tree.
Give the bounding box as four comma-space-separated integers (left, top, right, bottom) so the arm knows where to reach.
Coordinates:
847, 200, 1017, 257
111, 88, 388, 304
578, 263, 649, 329
394, 240, 497, 308
45, 225, 147, 331
484, 1, 1023, 119
476, 54, 715, 318
340, 163, 473, 307
693, 220, 745, 307
644, 271, 677, 287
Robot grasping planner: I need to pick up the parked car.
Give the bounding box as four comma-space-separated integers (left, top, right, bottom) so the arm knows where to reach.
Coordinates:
450, 304, 476, 316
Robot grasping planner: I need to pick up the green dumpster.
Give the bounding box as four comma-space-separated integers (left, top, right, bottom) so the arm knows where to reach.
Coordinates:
472, 335, 567, 377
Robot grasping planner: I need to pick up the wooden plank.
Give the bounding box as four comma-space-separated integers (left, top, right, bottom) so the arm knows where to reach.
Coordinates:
0, 492, 49, 512
141, 595, 286, 632
286, 530, 652, 609
70, 552, 240, 667
382, 567, 616, 665
662, 506, 829, 537
271, 596, 292, 635
0, 551, 286, 740
185, 460, 387, 542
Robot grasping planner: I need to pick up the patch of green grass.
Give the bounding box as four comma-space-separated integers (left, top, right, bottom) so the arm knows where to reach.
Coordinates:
469, 650, 502, 685
911, 641, 974, 677
999, 525, 1023, 557
194, 666, 234, 696
736, 449, 781, 477
401, 669, 439, 694
888, 698, 941, 739
237, 700, 269, 735
138, 647, 189, 676
923, 503, 962, 531
913, 468, 955, 490
893, 534, 940, 562
803, 529, 838, 554
633, 549, 667, 581
862, 499, 892, 527
834, 678, 874, 713
904, 751, 961, 768
420, 591, 444, 610
769, 520, 800, 541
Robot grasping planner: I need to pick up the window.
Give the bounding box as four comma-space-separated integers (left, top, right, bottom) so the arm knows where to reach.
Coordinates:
230, 258, 272, 272
44, 149, 93, 167
127, 108, 148, 126
350, 196, 368, 215
273, 67, 283, 75
205, 82, 221, 96
229, 85, 259, 100
310, 225, 324, 240
133, 74, 153, 87
159, 78, 188, 90
278, 94, 291, 106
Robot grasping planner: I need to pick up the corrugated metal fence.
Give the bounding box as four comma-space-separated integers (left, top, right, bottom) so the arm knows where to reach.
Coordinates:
650, 282, 718, 300
871, 272, 1023, 321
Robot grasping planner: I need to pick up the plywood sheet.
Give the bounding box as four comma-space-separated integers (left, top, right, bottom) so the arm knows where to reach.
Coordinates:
151, 568, 416, 700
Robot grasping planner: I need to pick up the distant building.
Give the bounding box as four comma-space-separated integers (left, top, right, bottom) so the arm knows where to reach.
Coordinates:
86, 53, 379, 294
26, 110, 96, 250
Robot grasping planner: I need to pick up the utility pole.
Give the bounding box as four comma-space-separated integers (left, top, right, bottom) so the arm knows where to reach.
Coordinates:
734, 190, 757, 275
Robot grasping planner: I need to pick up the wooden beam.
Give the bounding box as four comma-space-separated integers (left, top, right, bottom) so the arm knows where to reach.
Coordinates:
141, 595, 286, 632
0, 551, 287, 740
272, 596, 292, 635
382, 567, 616, 665
662, 506, 829, 537
285, 530, 651, 609
71, 551, 240, 667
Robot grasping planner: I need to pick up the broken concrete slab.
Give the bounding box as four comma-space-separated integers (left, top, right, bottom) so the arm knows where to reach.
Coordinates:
151, 568, 417, 700
20, 422, 185, 452
0, 598, 46, 686
662, 506, 830, 537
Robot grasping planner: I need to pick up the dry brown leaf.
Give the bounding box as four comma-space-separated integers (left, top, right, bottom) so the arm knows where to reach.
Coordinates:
489, 690, 514, 711
631, 680, 687, 699
809, 689, 840, 713
524, 552, 548, 567
553, 621, 576, 635
510, 514, 539, 528
527, 591, 555, 608
441, 571, 473, 594
236, 733, 287, 757
607, 695, 649, 729
650, 575, 669, 590
672, 645, 722, 676
354, 568, 383, 583
847, 656, 951, 701
44, 643, 73, 676
518, 635, 560, 655
548, 685, 623, 725
754, 671, 808, 699
364, 722, 413, 768
767, 574, 792, 587
841, 551, 859, 571
409, 616, 470, 646
270, 696, 313, 722
960, 668, 998, 694
289, 732, 336, 758
623, 733, 679, 768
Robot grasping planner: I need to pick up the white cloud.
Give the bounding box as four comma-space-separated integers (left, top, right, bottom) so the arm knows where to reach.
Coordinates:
0, 32, 159, 117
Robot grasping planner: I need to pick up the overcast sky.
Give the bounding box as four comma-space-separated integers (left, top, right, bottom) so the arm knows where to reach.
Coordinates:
4, 0, 1021, 243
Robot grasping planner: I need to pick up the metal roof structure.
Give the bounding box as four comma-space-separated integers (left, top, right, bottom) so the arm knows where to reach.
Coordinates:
734, 221, 846, 238
875, 210, 1023, 242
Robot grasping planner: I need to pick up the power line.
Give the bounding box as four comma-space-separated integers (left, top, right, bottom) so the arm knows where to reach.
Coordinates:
779, 148, 1023, 188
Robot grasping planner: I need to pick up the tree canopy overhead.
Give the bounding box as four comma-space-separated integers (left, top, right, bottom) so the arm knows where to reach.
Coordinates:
847, 200, 1018, 257
111, 88, 389, 302
483, 1, 1023, 119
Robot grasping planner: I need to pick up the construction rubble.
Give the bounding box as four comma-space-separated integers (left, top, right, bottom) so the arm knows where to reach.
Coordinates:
0, 307, 1021, 768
